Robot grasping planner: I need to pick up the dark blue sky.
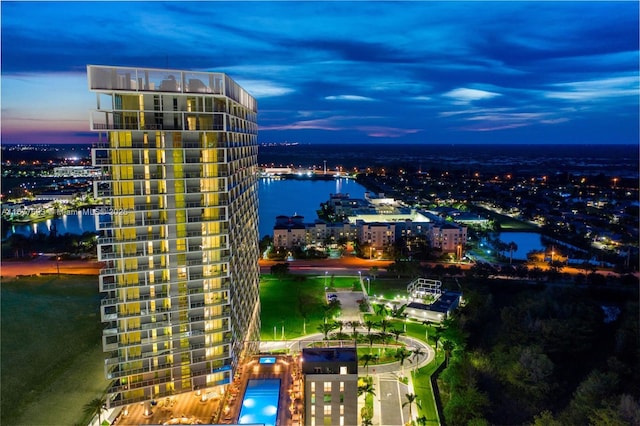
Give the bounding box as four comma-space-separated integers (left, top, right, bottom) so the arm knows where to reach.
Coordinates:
1, 1, 638, 145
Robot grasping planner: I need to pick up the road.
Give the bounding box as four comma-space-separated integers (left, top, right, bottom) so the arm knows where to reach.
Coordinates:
1, 255, 103, 279
259, 257, 393, 275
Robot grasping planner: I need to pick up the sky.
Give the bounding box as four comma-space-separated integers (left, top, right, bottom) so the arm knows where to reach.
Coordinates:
1, 1, 638, 145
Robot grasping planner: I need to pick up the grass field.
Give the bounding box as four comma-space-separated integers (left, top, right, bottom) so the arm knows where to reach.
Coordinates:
0, 275, 106, 426
260, 274, 335, 340
412, 352, 445, 425
364, 277, 415, 300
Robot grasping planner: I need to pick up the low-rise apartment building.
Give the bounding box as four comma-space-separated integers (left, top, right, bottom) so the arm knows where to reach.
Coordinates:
272, 194, 467, 254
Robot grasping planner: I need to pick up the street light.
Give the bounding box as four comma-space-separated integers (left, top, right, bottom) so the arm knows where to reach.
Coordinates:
324, 271, 328, 288
366, 278, 370, 295
56, 256, 61, 276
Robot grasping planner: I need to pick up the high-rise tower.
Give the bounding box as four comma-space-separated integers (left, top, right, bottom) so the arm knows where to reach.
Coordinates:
88, 65, 260, 407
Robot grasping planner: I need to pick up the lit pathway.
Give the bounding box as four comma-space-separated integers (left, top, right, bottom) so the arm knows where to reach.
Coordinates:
260, 332, 434, 426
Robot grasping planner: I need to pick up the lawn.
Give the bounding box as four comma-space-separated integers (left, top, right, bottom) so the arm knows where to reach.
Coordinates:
260, 274, 338, 340
412, 351, 445, 425
0, 274, 106, 426
363, 277, 414, 300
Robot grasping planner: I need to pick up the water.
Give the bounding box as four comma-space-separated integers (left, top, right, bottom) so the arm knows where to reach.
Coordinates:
496, 232, 545, 260
258, 177, 368, 238
4, 178, 369, 240
238, 378, 281, 426
7, 212, 104, 237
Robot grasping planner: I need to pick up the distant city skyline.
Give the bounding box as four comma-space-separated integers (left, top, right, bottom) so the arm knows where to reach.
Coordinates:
1, 1, 638, 145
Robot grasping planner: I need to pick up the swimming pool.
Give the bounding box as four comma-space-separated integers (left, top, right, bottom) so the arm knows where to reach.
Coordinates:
238, 378, 280, 426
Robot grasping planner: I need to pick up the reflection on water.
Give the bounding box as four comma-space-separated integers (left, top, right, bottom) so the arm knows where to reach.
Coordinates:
258, 178, 367, 238
497, 232, 545, 260
5, 178, 369, 240
8, 213, 102, 238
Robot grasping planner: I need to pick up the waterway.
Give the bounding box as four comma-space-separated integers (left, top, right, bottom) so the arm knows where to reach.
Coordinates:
5, 177, 369, 240
495, 231, 546, 260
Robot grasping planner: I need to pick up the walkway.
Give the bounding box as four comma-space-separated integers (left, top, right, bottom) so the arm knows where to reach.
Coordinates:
260, 330, 434, 426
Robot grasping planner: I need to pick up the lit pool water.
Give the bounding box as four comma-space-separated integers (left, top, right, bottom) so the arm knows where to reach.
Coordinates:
238, 378, 280, 426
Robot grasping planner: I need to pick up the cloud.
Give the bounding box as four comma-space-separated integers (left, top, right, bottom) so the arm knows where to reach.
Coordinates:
234, 79, 294, 97
355, 126, 422, 138
544, 75, 639, 101
442, 88, 502, 103
260, 118, 342, 132
324, 95, 376, 102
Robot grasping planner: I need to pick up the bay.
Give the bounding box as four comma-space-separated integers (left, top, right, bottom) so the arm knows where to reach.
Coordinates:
5, 177, 369, 240
257, 177, 368, 238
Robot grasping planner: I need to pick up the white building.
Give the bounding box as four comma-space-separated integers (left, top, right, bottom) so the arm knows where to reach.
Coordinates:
89, 65, 260, 408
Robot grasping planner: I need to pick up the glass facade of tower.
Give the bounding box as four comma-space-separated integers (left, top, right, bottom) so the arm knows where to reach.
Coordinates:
88, 65, 260, 407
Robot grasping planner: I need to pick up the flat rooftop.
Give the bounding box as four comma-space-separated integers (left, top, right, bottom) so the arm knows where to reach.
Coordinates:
302, 348, 357, 362
408, 291, 462, 314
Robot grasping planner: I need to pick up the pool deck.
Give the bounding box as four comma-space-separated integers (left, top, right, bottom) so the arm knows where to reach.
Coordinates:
219, 355, 302, 425
107, 355, 301, 426
111, 391, 222, 425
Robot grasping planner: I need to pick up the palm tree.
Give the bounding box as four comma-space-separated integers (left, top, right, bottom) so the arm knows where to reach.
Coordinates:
411, 346, 426, 372
317, 322, 336, 340
441, 339, 455, 366
365, 319, 376, 337
508, 241, 518, 264
390, 303, 407, 318
348, 320, 362, 339
367, 332, 378, 348
416, 415, 428, 426
395, 347, 413, 376
83, 396, 107, 425
402, 393, 422, 424
378, 331, 391, 345
334, 320, 345, 336
378, 318, 392, 334
391, 327, 405, 344
373, 303, 388, 318
358, 381, 376, 398
360, 353, 375, 376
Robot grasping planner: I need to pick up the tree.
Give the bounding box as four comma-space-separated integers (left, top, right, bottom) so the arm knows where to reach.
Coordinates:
411, 346, 427, 372
395, 347, 413, 376
83, 396, 107, 425
317, 322, 337, 340
369, 266, 379, 279
443, 385, 489, 426
360, 353, 375, 376
270, 262, 290, 276
334, 320, 345, 336
365, 319, 376, 335
403, 393, 422, 424
374, 303, 388, 318
347, 320, 362, 338
508, 241, 518, 264
358, 380, 376, 398
441, 339, 455, 366
390, 303, 408, 318
391, 328, 405, 343
532, 410, 563, 426
378, 318, 392, 334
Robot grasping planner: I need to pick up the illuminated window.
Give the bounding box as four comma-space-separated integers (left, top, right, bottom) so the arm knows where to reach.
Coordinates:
339, 382, 344, 392
311, 382, 316, 392
340, 366, 347, 375
324, 382, 331, 392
